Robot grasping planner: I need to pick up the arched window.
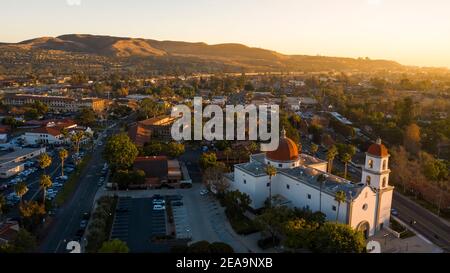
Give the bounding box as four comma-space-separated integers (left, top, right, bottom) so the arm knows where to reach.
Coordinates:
382, 177, 387, 188
366, 175, 371, 185
368, 159, 374, 169
382, 160, 387, 170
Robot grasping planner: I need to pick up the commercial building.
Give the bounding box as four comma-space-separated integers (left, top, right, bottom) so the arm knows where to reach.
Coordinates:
0, 147, 46, 168
2, 94, 108, 113
128, 116, 176, 146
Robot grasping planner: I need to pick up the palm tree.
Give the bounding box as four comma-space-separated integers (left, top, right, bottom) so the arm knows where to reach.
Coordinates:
317, 174, 327, 212
326, 145, 338, 173
310, 143, 318, 156
39, 175, 52, 203
60, 128, 69, 144
341, 153, 352, 179
38, 153, 52, 174
223, 147, 232, 165
71, 131, 85, 155
58, 148, 69, 177
334, 190, 346, 222
15, 182, 29, 205
266, 165, 277, 208
84, 131, 94, 152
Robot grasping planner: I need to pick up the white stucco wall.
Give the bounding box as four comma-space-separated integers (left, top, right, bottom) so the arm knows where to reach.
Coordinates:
349, 186, 377, 236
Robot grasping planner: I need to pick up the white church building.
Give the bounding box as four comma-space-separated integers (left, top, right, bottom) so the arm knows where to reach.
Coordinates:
225, 130, 394, 238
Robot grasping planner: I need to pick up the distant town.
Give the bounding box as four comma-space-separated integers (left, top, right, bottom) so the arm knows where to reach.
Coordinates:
0, 62, 449, 254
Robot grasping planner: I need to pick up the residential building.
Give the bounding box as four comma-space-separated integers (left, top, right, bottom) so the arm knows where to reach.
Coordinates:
133, 156, 183, 188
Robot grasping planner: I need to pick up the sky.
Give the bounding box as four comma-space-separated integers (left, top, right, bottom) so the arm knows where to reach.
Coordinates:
1, 0, 450, 68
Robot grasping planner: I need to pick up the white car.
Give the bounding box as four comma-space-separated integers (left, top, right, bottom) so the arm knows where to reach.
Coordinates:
152, 199, 165, 205
200, 189, 209, 196
153, 205, 166, 211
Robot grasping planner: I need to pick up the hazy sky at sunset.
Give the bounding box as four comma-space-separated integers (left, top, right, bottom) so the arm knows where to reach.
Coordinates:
1, 0, 450, 67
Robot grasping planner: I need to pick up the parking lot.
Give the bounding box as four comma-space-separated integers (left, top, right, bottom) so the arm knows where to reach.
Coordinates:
109, 197, 174, 252
98, 183, 257, 253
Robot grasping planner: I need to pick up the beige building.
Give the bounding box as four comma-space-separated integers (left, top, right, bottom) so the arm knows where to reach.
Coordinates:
2, 94, 108, 113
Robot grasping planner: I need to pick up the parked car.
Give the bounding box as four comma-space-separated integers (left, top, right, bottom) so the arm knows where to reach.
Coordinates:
391, 208, 399, 216
153, 205, 166, 211
172, 201, 183, 207
200, 189, 209, 196
79, 220, 88, 229
153, 199, 165, 205
82, 212, 90, 221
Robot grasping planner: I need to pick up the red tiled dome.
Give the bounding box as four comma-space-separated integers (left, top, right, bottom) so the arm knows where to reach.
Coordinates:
367, 138, 389, 157
266, 130, 300, 162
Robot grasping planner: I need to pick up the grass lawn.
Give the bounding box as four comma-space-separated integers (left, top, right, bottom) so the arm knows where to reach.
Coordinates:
54, 154, 92, 206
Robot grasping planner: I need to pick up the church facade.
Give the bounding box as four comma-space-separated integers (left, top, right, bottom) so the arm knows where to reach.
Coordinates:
225, 131, 394, 237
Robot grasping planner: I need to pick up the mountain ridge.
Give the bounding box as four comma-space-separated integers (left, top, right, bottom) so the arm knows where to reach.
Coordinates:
0, 34, 414, 73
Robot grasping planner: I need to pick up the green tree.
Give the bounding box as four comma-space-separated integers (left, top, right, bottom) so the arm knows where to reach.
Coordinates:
19, 201, 46, 231
103, 133, 138, 170
98, 239, 129, 253
309, 222, 365, 253
203, 163, 229, 194
38, 153, 52, 174
199, 152, 218, 170
76, 108, 97, 127
223, 190, 251, 215
14, 182, 29, 204
404, 123, 421, 155
6, 229, 37, 253
334, 190, 346, 221
265, 165, 277, 208
283, 218, 319, 250
143, 140, 164, 156
167, 142, 185, 158
71, 131, 85, 155
255, 206, 293, 247
58, 148, 69, 177
336, 144, 356, 179
326, 145, 338, 173
39, 175, 52, 204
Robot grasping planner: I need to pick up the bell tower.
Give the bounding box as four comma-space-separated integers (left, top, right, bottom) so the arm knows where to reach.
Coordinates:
361, 138, 390, 190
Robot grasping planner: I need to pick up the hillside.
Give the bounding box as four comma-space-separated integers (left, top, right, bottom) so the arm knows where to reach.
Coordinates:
0, 34, 406, 74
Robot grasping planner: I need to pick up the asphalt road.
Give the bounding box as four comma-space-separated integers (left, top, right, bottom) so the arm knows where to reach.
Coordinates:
39, 124, 121, 253
392, 192, 450, 251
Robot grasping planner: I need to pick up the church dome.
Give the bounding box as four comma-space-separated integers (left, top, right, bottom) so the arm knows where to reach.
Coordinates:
367, 138, 389, 157
266, 129, 300, 162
